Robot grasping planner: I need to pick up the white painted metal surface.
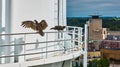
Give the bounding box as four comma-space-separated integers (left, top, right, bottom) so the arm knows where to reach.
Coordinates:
83, 24, 88, 67
0, 0, 88, 67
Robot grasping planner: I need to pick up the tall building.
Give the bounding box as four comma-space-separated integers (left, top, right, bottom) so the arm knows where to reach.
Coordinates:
88, 15, 107, 40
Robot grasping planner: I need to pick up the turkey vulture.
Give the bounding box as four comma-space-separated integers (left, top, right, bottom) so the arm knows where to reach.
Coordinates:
21, 20, 48, 36
50, 26, 66, 31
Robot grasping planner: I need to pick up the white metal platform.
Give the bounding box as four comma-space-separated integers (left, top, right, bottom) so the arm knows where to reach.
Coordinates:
0, 26, 88, 67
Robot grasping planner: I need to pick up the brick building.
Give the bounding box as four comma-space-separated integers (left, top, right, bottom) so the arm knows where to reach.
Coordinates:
100, 40, 120, 49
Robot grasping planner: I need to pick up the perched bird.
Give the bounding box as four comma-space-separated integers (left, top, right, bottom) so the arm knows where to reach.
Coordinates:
21, 20, 48, 36
50, 26, 66, 31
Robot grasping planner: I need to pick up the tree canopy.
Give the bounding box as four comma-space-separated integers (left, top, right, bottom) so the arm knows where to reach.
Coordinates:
67, 17, 120, 31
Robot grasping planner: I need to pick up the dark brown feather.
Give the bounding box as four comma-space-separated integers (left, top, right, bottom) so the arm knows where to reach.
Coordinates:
21, 20, 37, 30
50, 26, 66, 31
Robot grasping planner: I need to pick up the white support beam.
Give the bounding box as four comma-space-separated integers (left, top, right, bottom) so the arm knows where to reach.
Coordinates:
83, 24, 88, 67
2, 0, 11, 63
2, 0, 5, 26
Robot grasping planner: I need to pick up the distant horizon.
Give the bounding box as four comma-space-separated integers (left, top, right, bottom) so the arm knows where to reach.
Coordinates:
67, 15, 120, 18
66, 14, 120, 17
67, 0, 120, 17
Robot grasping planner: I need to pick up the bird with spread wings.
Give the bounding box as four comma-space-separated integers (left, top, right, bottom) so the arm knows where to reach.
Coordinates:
21, 20, 48, 36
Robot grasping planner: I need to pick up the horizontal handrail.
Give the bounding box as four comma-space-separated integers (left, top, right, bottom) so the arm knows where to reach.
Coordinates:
0, 39, 74, 47
67, 26, 83, 29
0, 31, 67, 36
0, 48, 73, 58
26, 44, 62, 51
0, 26, 83, 36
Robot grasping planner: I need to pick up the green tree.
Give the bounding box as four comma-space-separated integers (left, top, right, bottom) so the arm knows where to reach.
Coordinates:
87, 58, 110, 67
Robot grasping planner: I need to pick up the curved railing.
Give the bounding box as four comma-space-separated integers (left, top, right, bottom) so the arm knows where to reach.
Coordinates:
0, 26, 83, 64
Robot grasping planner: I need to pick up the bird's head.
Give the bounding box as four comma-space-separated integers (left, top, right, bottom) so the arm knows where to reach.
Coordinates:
63, 26, 66, 29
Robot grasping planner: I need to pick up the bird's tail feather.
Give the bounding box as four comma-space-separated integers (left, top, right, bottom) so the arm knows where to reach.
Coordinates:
38, 30, 44, 36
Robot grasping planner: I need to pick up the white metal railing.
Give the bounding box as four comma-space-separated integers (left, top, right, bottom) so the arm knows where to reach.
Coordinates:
0, 26, 83, 64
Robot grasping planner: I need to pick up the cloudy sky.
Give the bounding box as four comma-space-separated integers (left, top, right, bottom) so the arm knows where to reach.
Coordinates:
67, 0, 120, 17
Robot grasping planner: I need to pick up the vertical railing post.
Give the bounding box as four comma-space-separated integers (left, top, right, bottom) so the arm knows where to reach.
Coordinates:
23, 34, 26, 62
72, 28, 75, 52
14, 38, 18, 63
66, 26, 69, 52
62, 31, 65, 53
35, 39, 39, 49
81, 28, 83, 50
46, 33, 48, 58
58, 31, 61, 55
78, 28, 81, 50
14, 38, 24, 63
80, 28, 83, 51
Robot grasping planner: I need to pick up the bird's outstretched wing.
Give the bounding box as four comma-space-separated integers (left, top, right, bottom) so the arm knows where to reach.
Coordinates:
39, 20, 48, 30
21, 20, 37, 30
